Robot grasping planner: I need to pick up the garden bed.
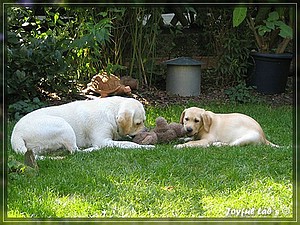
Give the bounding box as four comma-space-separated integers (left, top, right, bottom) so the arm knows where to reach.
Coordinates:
133, 76, 294, 108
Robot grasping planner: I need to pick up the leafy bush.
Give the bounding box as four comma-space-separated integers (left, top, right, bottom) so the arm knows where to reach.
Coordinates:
64, 9, 115, 83
214, 33, 252, 86
7, 34, 70, 103
225, 83, 258, 103
7, 7, 71, 104
195, 7, 254, 86
6, 6, 116, 107
8, 97, 47, 120
8, 155, 38, 180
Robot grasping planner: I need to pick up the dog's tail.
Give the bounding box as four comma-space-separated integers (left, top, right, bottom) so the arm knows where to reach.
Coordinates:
11, 131, 27, 154
266, 140, 280, 148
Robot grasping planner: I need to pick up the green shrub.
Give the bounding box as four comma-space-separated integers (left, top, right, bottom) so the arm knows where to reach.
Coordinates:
6, 7, 117, 104
7, 34, 70, 103
225, 83, 258, 103
8, 97, 47, 120
195, 7, 254, 86
7, 7, 71, 104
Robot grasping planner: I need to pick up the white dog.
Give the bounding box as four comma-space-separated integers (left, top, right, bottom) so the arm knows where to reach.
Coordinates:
11, 96, 153, 156
176, 107, 278, 148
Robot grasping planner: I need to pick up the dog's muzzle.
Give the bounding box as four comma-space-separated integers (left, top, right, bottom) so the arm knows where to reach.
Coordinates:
186, 127, 193, 133
185, 126, 197, 137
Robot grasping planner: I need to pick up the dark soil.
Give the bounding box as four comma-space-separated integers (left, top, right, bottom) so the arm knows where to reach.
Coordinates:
62, 75, 294, 109
131, 76, 294, 108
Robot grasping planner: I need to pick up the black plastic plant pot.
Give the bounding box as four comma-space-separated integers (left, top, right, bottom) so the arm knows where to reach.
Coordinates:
248, 52, 293, 94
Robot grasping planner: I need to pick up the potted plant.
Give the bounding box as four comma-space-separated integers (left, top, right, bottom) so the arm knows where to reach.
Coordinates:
233, 5, 294, 94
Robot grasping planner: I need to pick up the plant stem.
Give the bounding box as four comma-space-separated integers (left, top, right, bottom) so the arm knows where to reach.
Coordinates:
247, 16, 265, 52
276, 37, 291, 54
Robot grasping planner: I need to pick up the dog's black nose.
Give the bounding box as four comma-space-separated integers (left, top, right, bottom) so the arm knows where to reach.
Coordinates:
186, 127, 193, 133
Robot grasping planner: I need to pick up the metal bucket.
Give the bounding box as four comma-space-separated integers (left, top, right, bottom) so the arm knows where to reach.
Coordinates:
164, 57, 203, 97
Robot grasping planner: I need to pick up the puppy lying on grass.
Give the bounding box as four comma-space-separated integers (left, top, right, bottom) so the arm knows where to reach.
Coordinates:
176, 107, 278, 148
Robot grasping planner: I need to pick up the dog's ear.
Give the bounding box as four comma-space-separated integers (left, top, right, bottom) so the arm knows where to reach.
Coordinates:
117, 110, 133, 135
202, 112, 212, 133
179, 110, 186, 124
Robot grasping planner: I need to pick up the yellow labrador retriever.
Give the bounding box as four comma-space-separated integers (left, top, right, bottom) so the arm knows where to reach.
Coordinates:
11, 96, 153, 157
176, 107, 277, 148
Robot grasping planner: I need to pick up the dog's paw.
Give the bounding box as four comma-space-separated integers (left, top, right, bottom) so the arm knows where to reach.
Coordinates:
81, 146, 100, 152
69, 147, 79, 154
141, 144, 155, 149
174, 144, 186, 149
211, 142, 228, 147
178, 137, 194, 143
184, 137, 194, 142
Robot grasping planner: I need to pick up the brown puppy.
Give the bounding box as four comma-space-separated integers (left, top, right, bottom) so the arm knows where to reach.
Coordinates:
175, 107, 277, 148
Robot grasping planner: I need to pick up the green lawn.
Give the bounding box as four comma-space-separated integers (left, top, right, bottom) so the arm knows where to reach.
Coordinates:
5, 103, 294, 220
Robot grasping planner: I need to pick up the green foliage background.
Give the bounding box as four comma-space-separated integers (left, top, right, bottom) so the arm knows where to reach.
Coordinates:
6, 6, 262, 112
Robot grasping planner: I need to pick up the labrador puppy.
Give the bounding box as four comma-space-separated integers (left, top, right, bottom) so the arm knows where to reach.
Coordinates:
175, 107, 278, 148
11, 96, 153, 156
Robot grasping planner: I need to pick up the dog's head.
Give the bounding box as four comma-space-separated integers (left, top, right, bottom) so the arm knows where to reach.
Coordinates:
116, 99, 146, 137
179, 107, 212, 137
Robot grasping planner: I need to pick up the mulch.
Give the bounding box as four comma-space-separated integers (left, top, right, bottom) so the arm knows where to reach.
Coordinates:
131, 77, 294, 107
50, 77, 294, 108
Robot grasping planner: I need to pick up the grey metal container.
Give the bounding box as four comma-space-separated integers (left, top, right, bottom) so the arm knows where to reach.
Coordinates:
164, 57, 203, 97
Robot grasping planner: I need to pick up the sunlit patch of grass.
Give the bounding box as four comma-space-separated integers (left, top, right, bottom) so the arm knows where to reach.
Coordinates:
202, 177, 293, 217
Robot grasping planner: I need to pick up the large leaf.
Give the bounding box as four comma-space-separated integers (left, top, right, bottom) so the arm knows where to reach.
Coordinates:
233, 6, 247, 27
265, 21, 275, 30
267, 11, 279, 22
276, 22, 293, 39
258, 25, 271, 36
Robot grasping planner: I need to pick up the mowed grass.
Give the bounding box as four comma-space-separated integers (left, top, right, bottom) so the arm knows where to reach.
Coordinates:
6, 103, 294, 219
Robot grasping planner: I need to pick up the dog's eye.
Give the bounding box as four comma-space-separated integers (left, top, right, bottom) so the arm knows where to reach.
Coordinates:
195, 119, 200, 123
136, 122, 141, 126
185, 118, 189, 121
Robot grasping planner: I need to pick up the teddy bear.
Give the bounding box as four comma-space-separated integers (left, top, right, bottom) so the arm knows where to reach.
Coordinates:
132, 117, 187, 145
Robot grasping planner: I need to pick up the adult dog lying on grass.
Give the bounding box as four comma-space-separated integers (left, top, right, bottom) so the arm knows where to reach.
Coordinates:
176, 107, 279, 148
11, 96, 154, 158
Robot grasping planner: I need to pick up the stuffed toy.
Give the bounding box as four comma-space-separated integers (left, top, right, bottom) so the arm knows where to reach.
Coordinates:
132, 117, 187, 145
